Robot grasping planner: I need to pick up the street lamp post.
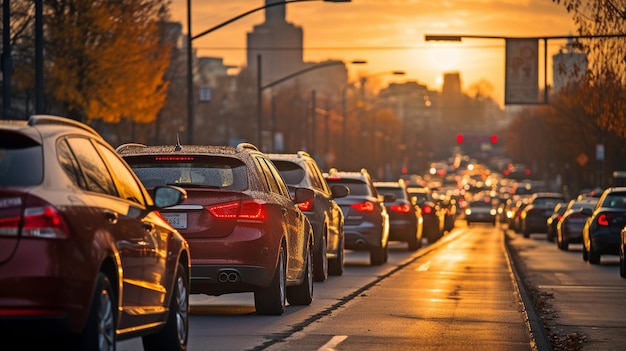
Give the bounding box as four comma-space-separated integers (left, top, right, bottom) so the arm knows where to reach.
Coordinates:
257, 59, 365, 150
186, 0, 351, 144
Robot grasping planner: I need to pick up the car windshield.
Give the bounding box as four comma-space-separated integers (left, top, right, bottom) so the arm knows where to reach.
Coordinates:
128, 156, 248, 191
0, 134, 43, 187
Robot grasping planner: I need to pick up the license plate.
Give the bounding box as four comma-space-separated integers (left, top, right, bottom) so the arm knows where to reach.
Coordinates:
162, 213, 188, 229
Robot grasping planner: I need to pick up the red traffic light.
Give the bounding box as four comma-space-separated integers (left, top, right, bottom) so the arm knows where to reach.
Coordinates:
491, 134, 498, 144
456, 134, 464, 144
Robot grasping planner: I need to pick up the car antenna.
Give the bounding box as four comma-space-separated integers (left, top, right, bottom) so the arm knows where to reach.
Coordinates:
175, 134, 182, 151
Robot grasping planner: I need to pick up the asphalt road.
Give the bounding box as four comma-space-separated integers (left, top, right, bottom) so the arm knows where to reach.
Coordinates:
118, 218, 626, 351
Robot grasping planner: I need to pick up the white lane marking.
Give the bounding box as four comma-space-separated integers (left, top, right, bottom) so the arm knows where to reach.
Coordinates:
318, 335, 348, 351
416, 260, 431, 271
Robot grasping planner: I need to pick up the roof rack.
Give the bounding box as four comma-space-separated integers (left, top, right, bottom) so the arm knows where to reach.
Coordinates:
296, 151, 311, 158
236, 142, 259, 152
28, 115, 99, 136
115, 143, 147, 153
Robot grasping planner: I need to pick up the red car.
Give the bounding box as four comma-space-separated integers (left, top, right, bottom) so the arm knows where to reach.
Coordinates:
119, 142, 315, 315
0, 116, 190, 350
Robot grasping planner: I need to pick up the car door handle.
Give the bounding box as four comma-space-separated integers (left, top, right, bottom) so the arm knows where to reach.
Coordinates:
104, 210, 118, 224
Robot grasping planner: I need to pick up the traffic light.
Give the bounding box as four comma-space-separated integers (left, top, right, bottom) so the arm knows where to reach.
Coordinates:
491, 134, 498, 144
456, 134, 464, 144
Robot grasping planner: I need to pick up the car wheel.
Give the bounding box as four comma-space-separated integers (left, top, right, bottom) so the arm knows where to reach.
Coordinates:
370, 245, 386, 266
143, 263, 189, 351
560, 238, 569, 251
287, 241, 314, 306
76, 272, 116, 351
313, 230, 328, 282
328, 233, 345, 276
408, 229, 420, 251
588, 240, 601, 264
254, 244, 286, 315
619, 244, 626, 278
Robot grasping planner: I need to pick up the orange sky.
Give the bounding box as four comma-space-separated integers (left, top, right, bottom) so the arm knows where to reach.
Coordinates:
169, 0, 577, 107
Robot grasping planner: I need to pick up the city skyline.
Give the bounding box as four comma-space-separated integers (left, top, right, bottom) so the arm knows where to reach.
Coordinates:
170, 0, 577, 107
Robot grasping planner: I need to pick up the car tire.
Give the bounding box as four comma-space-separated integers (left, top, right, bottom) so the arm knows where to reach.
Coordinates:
408, 229, 420, 251
620, 243, 626, 278
588, 240, 601, 264
313, 230, 328, 282
287, 241, 314, 306
143, 263, 189, 351
619, 244, 626, 278
76, 272, 116, 351
328, 234, 345, 276
370, 245, 386, 266
254, 244, 287, 315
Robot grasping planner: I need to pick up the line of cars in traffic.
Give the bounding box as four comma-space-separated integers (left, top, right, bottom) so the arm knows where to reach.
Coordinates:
0, 115, 455, 349
505, 186, 626, 279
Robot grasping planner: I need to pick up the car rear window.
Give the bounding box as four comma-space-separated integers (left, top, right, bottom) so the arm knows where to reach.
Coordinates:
326, 179, 370, 196
0, 133, 43, 186
376, 187, 407, 200
126, 155, 248, 191
272, 160, 305, 185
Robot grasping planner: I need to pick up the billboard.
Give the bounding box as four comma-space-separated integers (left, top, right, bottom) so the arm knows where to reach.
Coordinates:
505, 39, 539, 104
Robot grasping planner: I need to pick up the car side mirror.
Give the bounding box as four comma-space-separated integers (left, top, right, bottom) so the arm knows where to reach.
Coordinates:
153, 186, 187, 208
330, 185, 349, 199
294, 187, 315, 204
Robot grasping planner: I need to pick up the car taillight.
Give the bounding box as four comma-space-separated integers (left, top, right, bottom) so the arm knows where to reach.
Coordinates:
297, 199, 313, 211
389, 204, 411, 213
0, 202, 70, 239
207, 200, 266, 222
597, 213, 609, 226
422, 205, 433, 214
350, 201, 375, 212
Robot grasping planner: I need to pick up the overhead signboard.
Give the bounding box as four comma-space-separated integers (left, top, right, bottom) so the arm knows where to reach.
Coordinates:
505, 39, 539, 104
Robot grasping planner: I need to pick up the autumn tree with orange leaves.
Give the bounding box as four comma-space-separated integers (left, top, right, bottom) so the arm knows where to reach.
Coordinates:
8, 0, 171, 124
553, 0, 626, 137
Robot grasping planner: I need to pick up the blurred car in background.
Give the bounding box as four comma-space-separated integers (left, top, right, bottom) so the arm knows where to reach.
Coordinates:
325, 169, 390, 265
0, 116, 190, 350
269, 151, 349, 281
510, 197, 531, 233
621, 225, 626, 278
581, 187, 626, 264
464, 197, 497, 226
407, 187, 444, 243
556, 197, 598, 251
374, 180, 423, 251
521, 192, 566, 238
119, 142, 315, 315
546, 202, 568, 242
